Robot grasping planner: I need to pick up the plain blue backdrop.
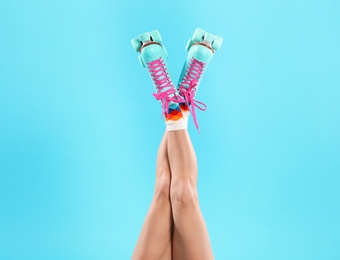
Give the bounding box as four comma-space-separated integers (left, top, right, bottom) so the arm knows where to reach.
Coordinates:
0, 0, 339, 259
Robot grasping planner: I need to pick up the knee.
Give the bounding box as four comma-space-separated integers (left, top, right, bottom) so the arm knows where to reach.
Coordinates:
154, 170, 171, 199
170, 177, 198, 207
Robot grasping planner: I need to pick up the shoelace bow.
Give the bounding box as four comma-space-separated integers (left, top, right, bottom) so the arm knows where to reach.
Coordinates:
179, 80, 207, 132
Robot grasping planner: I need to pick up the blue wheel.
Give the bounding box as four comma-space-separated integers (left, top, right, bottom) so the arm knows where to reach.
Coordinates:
192, 28, 205, 42
203, 32, 214, 44
212, 36, 223, 51
139, 32, 151, 42
131, 37, 142, 52
150, 30, 162, 43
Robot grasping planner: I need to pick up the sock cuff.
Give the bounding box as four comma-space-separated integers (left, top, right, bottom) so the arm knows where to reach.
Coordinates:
166, 117, 188, 131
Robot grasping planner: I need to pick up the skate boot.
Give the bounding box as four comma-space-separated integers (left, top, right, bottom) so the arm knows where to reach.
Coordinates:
131, 30, 184, 121
177, 28, 223, 131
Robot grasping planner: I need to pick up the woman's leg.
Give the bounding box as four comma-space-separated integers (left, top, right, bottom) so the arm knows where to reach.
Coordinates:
168, 130, 214, 260
132, 132, 174, 260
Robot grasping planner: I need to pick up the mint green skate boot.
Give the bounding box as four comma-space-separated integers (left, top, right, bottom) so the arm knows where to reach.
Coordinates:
177, 28, 223, 131
131, 30, 184, 118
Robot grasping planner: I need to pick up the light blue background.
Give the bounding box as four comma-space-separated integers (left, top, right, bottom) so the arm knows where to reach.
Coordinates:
1, 0, 339, 259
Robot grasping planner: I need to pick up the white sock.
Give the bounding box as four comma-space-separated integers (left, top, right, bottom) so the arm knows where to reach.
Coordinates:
165, 104, 189, 131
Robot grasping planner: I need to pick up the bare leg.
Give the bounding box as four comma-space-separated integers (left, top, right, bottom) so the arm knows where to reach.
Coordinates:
168, 130, 214, 260
132, 133, 174, 260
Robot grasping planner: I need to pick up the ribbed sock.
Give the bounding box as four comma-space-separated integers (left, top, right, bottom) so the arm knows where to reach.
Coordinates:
165, 103, 190, 131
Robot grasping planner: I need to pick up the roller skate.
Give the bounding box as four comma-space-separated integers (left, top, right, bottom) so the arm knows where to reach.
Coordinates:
131, 30, 184, 118
177, 28, 223, 131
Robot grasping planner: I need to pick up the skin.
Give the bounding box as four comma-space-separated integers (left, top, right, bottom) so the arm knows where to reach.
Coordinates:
131, 130, 214, 260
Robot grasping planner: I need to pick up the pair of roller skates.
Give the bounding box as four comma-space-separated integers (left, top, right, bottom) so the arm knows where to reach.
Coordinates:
131, 28, 223, 132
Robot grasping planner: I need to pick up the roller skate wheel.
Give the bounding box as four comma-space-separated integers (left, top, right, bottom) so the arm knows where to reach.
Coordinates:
192, 28, 205, 42
150, 30, 162, 43
203, 32, 215, 44
212, 36, 223, 51
139, 32, 151, 42
185, 38, 194, 51
131, 37, 142, 52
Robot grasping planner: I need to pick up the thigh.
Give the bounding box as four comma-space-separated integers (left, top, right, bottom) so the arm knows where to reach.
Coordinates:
172, 225, 187, 260
131, 197, 173, 260
172, 223, 214, 260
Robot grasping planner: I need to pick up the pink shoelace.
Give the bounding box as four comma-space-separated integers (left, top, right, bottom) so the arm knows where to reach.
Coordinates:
178, 57, 207, 132
147, 57, 184, 116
